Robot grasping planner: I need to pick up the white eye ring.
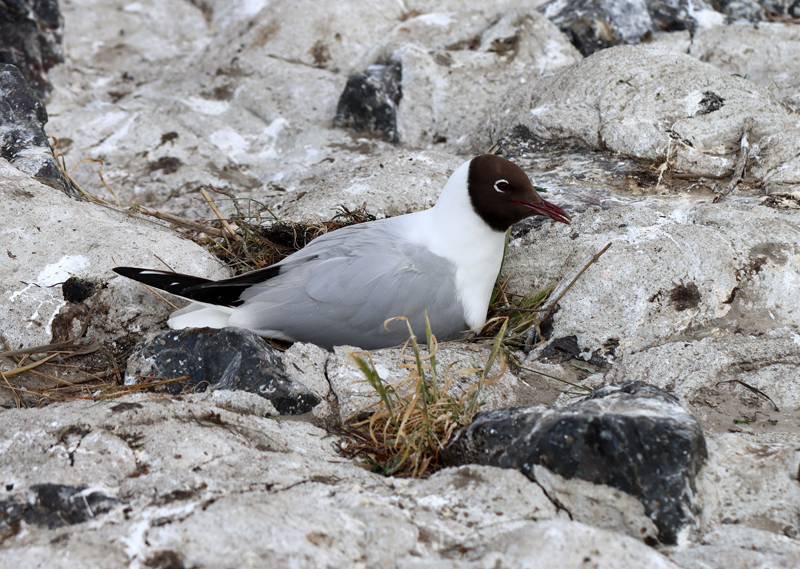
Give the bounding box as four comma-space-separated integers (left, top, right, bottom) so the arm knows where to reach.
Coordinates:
494, 179, 510, 193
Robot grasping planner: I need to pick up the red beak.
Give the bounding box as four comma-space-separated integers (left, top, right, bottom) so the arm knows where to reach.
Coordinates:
513, 198, 571, 225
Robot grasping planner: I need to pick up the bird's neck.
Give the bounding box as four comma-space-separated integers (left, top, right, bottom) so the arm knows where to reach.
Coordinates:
408, 161, 508, 329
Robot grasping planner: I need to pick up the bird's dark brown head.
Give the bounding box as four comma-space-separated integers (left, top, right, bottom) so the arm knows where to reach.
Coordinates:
467, 154, 570, 232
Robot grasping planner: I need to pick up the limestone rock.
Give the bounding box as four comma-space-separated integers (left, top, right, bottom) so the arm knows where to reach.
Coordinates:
687, 24, 800, 112
604, 329, 800, 418
0, 392, 682, 569
695, 434, 800, 539
0, 158, 227, 351
277, 150, 464, 221
469, 44, 800, 194
670, 526, 800, 569
532, 465, 660, 543
458, 519, 681, 568
354, 8, 581, 148
45, 0, 398, 212
502, 203, 800, 357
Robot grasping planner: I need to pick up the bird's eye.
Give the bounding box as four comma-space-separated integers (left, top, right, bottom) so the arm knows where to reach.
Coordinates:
494, 179, 510, 193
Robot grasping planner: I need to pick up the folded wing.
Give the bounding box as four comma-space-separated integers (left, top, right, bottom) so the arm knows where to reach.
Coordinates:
229, 222, 468, 349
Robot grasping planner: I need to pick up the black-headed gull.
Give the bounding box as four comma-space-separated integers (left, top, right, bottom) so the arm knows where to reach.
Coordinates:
114, 155, 569, 350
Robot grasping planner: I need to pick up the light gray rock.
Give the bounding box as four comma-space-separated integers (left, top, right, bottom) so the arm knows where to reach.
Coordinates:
695, 434, 800, 539
469, 44, 800, 194
237, 0, 404, 75
532, 465, 660, 543
277, 150, 464, 220
188, 0, 272, 28
45, 0, 580, 214
651, 24, 800, 113
512, 355, 584, 406
48, 52, 354, 213
360, 8, 581, 147
53, 0, 211, 87
44, 0, 215, 209
0, 392, 682, 569
404, 0, 550, 12
0, 158, 227, 351
400, 464, 560, 529
503, 203, 800, 357
10, 0, 800, 563
669, 526, 800, 569
604, 328, 800, 416
455, 519, 681, 568
687, 24, 800, 112
47, 0, 398, 214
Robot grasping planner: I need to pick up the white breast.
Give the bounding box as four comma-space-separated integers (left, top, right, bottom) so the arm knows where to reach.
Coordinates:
398, 160, 507, 329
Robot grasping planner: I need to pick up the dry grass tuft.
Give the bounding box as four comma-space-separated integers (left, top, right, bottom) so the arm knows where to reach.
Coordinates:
482, 277, 554, 349
342, 314, 508, 478
198, 189, 376, 275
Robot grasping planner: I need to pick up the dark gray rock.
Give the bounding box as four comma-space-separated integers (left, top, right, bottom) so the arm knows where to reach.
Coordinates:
645, 0, 700, 32
538, 0, 798, 56
0, 0, 64, 98
125, 328, 321, 415
716, 0, 800, 21
334, 62, 402, 143
441, 381, 707, 545
0, 63, 76, 197
0, 484, 120, 537
539, 0, 798, 57
539, 0, 656, 56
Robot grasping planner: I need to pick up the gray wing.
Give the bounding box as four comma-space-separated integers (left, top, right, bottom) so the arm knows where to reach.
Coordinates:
228, 222, 468, 350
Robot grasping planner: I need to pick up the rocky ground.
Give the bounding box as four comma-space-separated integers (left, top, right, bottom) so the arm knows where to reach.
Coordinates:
2, 0, 800, 567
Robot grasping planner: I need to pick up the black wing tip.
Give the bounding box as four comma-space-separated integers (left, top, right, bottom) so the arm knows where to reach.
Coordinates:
112, 266, 228, 301
112, 266, 141, 278
113, 266, 172, 278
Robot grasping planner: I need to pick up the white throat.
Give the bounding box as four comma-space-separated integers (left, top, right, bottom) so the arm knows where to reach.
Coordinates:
403, 160, 507, 329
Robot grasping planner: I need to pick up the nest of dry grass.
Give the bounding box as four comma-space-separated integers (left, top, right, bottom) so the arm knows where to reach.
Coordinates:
196, 190, 377, 275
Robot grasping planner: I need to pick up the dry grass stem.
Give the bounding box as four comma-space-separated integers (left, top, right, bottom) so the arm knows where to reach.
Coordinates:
539, 242, 612, 324
154, 253, 177, 272
67, 157, 122, 206
140, 283, 180, 310
200, 187, 242, 242
0, 289, 120, 407
134, 205, 230, 238
50, 137, 120, 205
0, 369, 23, 407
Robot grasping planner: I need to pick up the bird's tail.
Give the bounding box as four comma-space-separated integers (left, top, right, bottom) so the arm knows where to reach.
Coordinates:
112, 267, 212, 296
113, 266, 281, 307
